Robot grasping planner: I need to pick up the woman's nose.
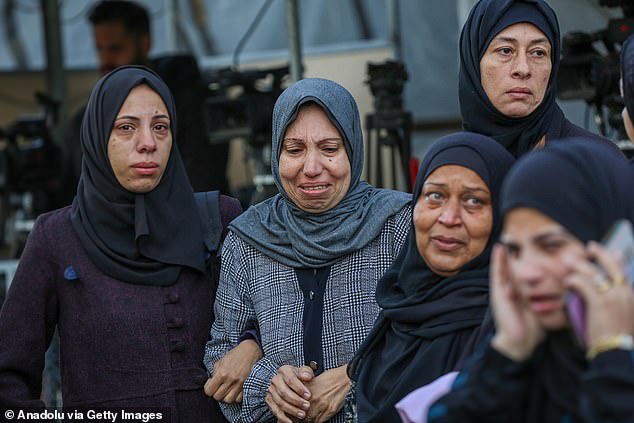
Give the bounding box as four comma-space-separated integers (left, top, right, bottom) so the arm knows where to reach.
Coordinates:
513, 251, 544, 285
303, 149, 323, 177
438, 201, 461, 226
136, 127, 157, 153
512, 54, 531, 79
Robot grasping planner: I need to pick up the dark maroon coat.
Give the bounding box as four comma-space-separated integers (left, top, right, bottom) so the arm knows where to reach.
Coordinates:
0, 197, 240, 422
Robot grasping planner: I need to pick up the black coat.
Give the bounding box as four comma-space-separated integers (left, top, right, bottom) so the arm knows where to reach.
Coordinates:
427, 338, 634, 423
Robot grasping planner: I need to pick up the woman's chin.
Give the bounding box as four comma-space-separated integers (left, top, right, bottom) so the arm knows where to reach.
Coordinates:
536, 311, 568, 331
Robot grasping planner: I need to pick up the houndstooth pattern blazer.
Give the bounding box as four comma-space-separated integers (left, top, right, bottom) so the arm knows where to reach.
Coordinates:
204, 204, 411, 422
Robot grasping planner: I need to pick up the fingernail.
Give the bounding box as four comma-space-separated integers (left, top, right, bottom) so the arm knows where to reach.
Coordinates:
303, 391, 311, 399
297, 411, 306, 418
303, 401, 310, 410
302, 372, 311, 378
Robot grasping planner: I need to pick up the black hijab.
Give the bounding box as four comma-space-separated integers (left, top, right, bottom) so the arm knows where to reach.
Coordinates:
70, 66, 206, 286
349, 132, 515, 423
459, 0, 564, 157
501, 139, 633, 242
499, 139, 633, 420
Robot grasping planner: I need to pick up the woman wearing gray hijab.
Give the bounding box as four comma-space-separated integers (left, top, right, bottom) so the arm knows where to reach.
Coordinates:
204, 78, 411, 423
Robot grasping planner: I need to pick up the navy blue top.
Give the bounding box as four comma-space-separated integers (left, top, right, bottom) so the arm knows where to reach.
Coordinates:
296, 267, 331, 376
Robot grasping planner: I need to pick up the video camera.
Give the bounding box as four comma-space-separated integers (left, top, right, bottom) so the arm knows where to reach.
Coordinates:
367, 61, 408, 114
557, 0, 634, 137
205, 66, 289, 146
364, 60, 413, 191
0, 92, 62, 256
204, 66, 289, 204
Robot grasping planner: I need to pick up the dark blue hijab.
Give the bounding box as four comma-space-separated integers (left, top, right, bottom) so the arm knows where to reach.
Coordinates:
229, 78, 410, 268
459, 0, 564, 157
71, 66, 205, 286
498, 139, 633, 420
349, 132, 515, 423
501, 139, 634, 243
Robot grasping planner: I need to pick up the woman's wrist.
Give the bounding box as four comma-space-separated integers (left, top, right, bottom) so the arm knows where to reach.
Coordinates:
334, 364, 351, 391
491, 333, 534, 362
586, 334, 634, 360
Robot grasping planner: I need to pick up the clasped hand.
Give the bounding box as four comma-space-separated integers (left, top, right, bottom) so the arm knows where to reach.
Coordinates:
266, 364, 350, 423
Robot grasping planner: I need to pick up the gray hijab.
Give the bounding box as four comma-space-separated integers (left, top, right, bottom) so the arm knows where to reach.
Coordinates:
229, 78, 411, 268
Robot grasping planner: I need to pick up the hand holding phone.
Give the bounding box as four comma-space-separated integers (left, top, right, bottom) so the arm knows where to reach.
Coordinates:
602, 219, 634, 282
565, 219, 634, 347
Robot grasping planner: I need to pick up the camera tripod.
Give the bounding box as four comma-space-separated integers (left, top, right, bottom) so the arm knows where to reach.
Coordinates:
365, 108, 412, 192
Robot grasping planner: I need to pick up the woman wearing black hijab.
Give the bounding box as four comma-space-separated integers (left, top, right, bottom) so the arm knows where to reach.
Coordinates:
0, 66, 245, 421
428, 140, 634, 423
460, 0, 609, 157
348, 132, 515, 422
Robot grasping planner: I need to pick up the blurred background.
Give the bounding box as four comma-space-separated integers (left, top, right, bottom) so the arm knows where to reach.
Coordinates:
0, 0, 631, 256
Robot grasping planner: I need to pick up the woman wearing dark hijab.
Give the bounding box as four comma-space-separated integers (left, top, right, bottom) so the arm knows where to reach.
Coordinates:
0, 66, 246, 421
204, 78, 411, 423
460, 0, 609, 157
347, 132, 515, 422
428, 140, 634, 423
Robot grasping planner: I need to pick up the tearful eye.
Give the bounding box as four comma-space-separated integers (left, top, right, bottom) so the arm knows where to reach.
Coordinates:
465, 197, 483, 207
425, 192, 444, 202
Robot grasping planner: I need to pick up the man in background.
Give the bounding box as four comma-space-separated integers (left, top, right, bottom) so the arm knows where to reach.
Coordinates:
63, 0, 230, 200
90, 0, 152, 75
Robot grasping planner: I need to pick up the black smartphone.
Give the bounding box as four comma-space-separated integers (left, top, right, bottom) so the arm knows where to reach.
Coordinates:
565, 219, 634, 347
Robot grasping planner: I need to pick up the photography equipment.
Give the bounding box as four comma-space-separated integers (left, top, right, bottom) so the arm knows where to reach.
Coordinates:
365, 60, 412, 192
205, 65, 289, 205
0, 92, 63, 257
557, 0, 634, 140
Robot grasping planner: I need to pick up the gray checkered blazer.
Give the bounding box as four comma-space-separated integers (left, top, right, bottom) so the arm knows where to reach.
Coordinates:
204, 204, 411, 422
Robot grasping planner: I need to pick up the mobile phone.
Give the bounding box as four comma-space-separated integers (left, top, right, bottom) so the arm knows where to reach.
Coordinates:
603, 219, 634, 281
566, 219, 634, 347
